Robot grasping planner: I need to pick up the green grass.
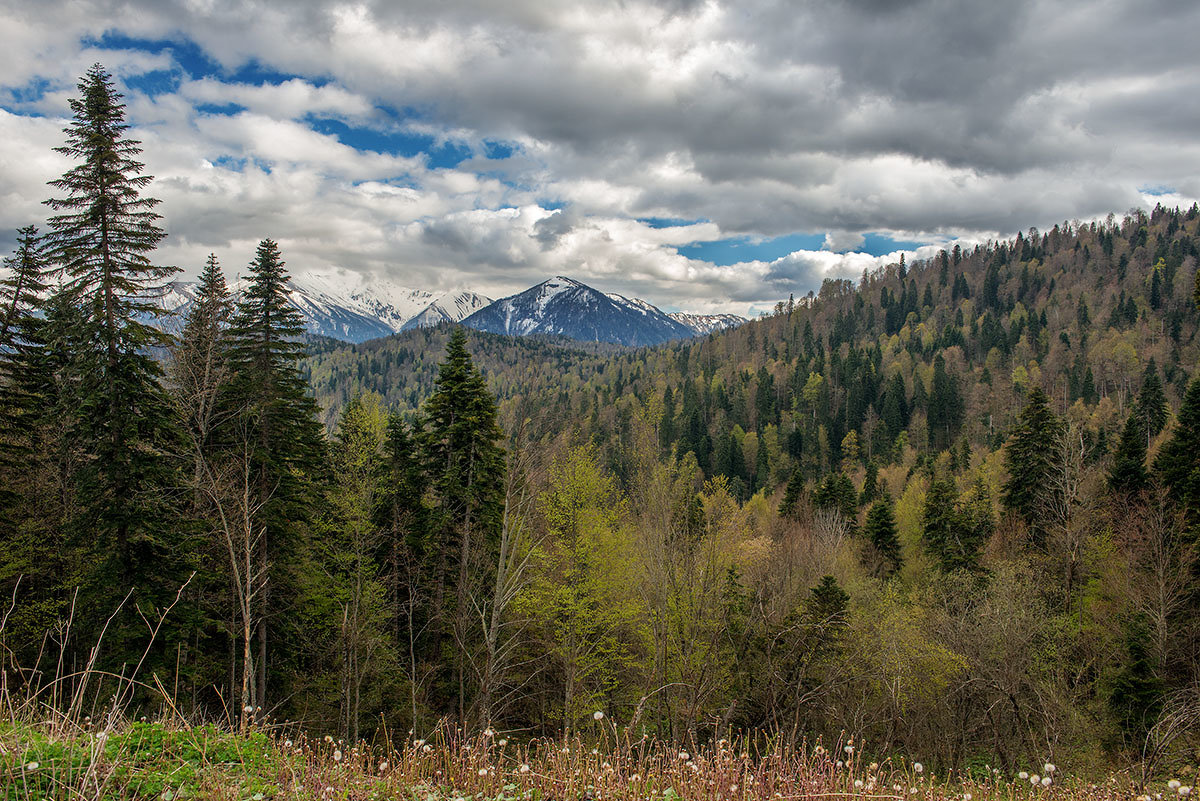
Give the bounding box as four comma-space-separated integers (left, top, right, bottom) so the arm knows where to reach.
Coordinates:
0, 715, 1163, 801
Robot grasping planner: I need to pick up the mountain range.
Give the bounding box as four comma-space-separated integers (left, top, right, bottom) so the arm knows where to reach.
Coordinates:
151, 272, 745, 346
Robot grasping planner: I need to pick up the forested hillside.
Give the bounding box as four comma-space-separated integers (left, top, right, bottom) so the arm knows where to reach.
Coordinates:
5, 64, 1200, 782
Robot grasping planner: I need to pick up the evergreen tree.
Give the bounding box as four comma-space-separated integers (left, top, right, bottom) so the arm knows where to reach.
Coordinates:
807, 574, 850, 625
863, 494, 902, 577
927, 354, 963, 450
1154, 377, 1200, 528
226, 237, 325, 712
0, 226, 47, 353
1108, 412, 1149, 496
0, 227, 49, 469
418, 326, 505, 718
1108, 616, 1164, 742
922, 474, 989, 572
42, 63, 182, 587
1132, 359, 1169, 444
1002, 387, 1062, 543
779, 467, 805, 520
860, 459, 879, 505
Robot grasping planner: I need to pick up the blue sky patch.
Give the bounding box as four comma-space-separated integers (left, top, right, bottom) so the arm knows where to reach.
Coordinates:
679, 232, 827, 265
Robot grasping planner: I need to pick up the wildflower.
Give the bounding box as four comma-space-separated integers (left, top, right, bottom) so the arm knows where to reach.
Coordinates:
333, 749, 343, 762
914, 763, 924, 774
1181, 788, 1193, 797
679, 751, 690, 761
594, 711, 605, 721
1042, 777, 1052, 788
519, 764, 531, 774
845, 745, 855, 754
1171, 782, 1183, 791
1044, 763, 1056, 775
325, 735, 334, 743
499, 739, 508, 746
479, 768, 488, 776
1020, 772, 1030, 780
422, 744, 433, 753
24, 761, 39, 771
1031, 775, 1041, 786
379, 760, 388, 772
284, 739, 293, 747
244, 705, 254, 713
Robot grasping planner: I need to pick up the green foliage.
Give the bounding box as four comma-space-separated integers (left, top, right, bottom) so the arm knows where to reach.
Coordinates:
863, 494, 902, 577
1002, 387, 1063, 543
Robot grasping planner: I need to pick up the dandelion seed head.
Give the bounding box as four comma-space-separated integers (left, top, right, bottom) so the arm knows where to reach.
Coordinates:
1042, 777, 1053, 787
519, 764, 531, 774
1171, 781, 1183, 791
1031, 775, 1041, 786
914, 763, 924, 774
1044, 763, 1056, 775
24, 761, 38, 771
333, 749, 343, 762
1020, 772, 1029, 780
594, 711, 605, 720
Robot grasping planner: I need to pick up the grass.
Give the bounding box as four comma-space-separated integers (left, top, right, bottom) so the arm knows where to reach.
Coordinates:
0, 711, 1154, 801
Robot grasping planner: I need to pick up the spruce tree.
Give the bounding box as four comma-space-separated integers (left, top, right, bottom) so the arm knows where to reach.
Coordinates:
779, 467, 805, 520
418, 326, 505, 717
42, 63, 182, 586
226, 237, 324, 711
863, 494, 902, 577
1132, 359, 1169, 445
1002, 386, 1062, 543
0, 226, 47, 353
1108, 412, 1149, 496
1154, 376, 1200, 528
0, 227, 49, 469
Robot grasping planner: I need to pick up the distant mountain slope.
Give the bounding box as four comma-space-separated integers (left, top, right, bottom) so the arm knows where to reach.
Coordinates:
668, 311, 747, 335
401, 291, 492, 330
462, 276, 696, 346
148, 273, 490, 343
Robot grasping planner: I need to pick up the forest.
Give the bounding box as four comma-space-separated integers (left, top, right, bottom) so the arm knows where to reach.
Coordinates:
3, 63, 1200, 782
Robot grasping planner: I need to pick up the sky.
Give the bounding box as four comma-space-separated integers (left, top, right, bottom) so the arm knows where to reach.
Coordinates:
1, 0, 1198, 317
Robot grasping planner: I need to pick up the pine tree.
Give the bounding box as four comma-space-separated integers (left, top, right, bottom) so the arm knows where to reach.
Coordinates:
418, 326, 505, 718
225, 237, 325, 712
0, 227, 49, 469
1002, 387, 1063, 543
779, 467, 805, 520
1132, 359, 1169, 444
1108, 616, 1163, 741
1108, 412, 1149, 496
863, 494, 902, 577
171, 254, 232, 488
42, 63, 182, 587
1154, 377, 1200, 528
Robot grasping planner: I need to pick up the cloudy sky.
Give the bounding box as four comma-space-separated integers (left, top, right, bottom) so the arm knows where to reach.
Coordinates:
1, 0, 1198, 316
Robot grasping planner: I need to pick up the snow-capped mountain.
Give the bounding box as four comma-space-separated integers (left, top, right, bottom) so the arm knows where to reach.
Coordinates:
150, 271, 491, 343
461, 276, 698, 347
668, 311, 747, 335
401, 291, 492, 331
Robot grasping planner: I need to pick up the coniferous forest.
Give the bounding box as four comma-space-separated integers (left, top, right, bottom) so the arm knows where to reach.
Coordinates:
7, 63, 1200, 781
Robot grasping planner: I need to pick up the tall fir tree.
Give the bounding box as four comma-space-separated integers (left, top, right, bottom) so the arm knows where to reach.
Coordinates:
1154, 377, 1200, 529
863, 494, 902, 578
0, 226, 49, 471
42, 63, 182, 590
1002, 387, 1063, 544
417, 326, 505, 719
1108, 411, 1149, 496
1132, 359, 1169, 445
225, 237, 325, 712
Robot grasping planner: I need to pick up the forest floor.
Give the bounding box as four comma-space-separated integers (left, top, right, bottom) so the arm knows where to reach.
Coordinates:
0, 714, 1151, 801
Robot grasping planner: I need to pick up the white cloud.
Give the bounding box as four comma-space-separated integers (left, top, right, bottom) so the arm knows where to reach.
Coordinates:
0, 0, 1197, 317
